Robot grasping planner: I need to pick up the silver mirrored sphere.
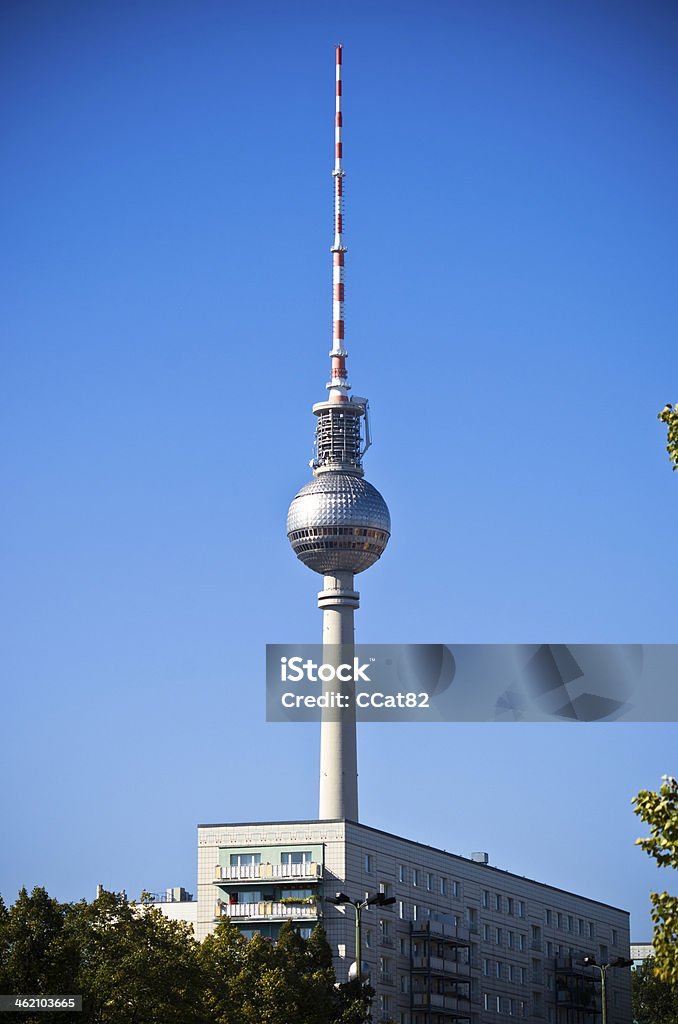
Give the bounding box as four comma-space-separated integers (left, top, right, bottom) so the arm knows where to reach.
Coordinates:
287, 473, 391, 574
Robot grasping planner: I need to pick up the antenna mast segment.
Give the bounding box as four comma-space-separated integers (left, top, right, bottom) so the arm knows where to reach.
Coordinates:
329, 44, 349, 403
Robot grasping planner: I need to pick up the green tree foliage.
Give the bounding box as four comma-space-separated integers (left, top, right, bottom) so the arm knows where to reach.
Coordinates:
633, 776, 678, 984
658, 404, 678, 470
0, 890, 369, 1024
200, 919, 366, 1024
632, 957, 678, 1024
0, 887, 204, 1024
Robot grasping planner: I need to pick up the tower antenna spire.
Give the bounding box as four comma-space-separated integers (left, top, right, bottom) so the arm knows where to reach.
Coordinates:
329, 44, 349, 402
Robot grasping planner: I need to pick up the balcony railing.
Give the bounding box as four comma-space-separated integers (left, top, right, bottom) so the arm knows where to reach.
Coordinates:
412, 992, 467, 1011
214, 862, 322, 882
411, 955, 470, 976
216, 901, 318, 920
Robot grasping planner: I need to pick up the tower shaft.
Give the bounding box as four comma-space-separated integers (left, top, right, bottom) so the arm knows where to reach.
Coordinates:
318, 571, 359, 820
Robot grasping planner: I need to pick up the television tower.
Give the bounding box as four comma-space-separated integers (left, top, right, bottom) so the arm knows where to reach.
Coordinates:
287, 46, 391, 822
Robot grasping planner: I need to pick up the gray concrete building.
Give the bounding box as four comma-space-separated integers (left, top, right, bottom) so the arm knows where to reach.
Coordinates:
195, 818, 632, 1024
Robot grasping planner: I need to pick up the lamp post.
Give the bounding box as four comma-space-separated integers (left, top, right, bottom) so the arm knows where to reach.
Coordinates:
326, 891, 396, 983
579, 955, 633, 1024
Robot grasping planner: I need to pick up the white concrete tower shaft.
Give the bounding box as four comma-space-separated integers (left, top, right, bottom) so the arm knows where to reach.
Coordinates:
318, 571, 359, 820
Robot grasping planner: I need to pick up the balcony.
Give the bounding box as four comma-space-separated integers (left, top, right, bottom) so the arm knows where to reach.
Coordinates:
214, 862, 322, 883
411, 920, 471, 946
411, 955, 470, 976
215, 900, 319, 921
411, 992, 469, 1016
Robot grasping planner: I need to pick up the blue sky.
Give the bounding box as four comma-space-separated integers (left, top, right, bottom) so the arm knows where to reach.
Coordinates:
1, 0, 676, 938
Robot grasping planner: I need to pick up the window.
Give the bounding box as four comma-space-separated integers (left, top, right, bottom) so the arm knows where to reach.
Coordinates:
496, 927, 502, 945
545, 909, 552, 925
507, 930, 514, 948
412, 868, 419, 887
399, 936, 407, 956
482, 890, 490, 909
365, 929, 372, 949
466, 906, 478, 931
567, 915, 573, 932
426, 872, 433, 891
379, 881, 392, 899
578, 918, 584, 936
364, 853, 373, 873
399, 900, 405, 919
600, 944, 609, 963
496, 961, 502, 978
400, 975, 409, 993
379, 918, 390, 939
281, 850, 311, 865
519, 934, 526, 952
439, 877, 447, 896
483, 923, 490, 941
482, 959, 490, 977
518, 900, 526, 918
496, 893, 503, 912
612, 928, 618, 946
452, 880, 460, 898
237, 889, 262, 904
507, 897, 514, 916
520, 967, 527, 985
531, 925, 542, 950
508, 964, 515, 982
399, 864, 406, 883
484, 994, 491, 1012
546, 941, 552, 957
229, 852, 261, 867
280, 888, 313, 900
556, 912, 563, 929
588, 921, 595, 939
496, 995, 502, 1013
413, 904, 419, 921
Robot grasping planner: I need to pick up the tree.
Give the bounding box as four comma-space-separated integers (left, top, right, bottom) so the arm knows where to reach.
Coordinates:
658, 404, 678, 470
200, 919, 367, 1024
0, 887, 370, 1024
631, 957, 678, 1024
633, 775, 678, 984
0, 887, 205, 1024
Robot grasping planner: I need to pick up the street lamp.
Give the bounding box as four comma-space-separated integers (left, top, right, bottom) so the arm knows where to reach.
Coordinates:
579, 955, 633, 1024
326, 891, 396, 984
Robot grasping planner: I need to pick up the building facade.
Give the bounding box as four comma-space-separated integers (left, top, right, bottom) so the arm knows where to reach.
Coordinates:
196, 818, 632, 1024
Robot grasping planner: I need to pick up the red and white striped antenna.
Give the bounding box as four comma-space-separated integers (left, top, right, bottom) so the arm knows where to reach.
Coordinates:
328, 44, 350, 403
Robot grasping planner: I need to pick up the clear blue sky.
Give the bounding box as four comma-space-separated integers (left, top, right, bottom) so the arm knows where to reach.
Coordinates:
1, 0, 676, 939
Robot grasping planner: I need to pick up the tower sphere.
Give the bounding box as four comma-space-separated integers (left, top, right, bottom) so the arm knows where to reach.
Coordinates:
287, 473, 391, 575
